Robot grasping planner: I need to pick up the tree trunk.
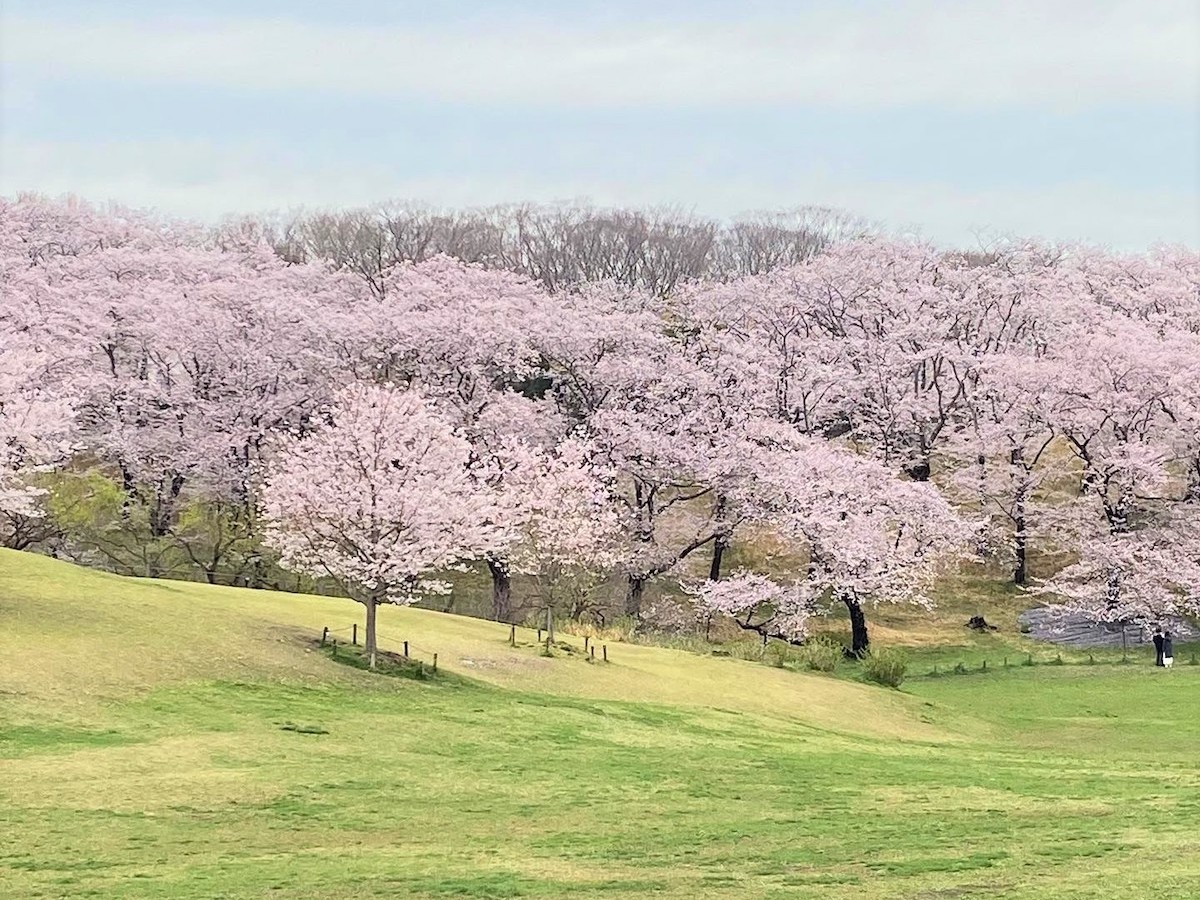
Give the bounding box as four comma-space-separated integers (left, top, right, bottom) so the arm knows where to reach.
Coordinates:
625, 575, 645, 618
150, 472, 186, 538
487, 557, 512, 622
545, 606, 555, 645
1011, 448, 1028, 586
1013, 522, 1027, 587
709, 534, 729, 582
906, 459, 931, 482
709, 493, 730, 581
842, 593, 869, 658
365, 593, 379, 670
1012, 482, 1028, 587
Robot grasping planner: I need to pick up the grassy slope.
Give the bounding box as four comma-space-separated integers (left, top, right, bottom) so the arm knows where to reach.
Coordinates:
3, 550, 1200, 899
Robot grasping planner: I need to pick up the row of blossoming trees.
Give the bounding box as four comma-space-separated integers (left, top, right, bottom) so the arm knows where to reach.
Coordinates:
3, 195, 1199, 665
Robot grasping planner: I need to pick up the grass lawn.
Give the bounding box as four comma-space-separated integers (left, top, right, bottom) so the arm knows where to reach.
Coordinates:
2, 549, 1199, 899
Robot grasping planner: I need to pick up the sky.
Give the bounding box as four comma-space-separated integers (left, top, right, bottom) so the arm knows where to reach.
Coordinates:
2, 0, 1198, 249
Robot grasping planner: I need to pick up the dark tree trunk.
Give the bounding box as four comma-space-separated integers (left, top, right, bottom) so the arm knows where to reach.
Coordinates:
1011, 448, 1028, 586
709, 493, 730, 581
487, 557, 513, 622
1012, 479, 1029, 586
842, 593, 869, 658
625, 575, 645, 618
365, 592, 379, 669
709, 533, 729, 582
149, 473, 186, 538
1013, 522, 1028, 587
906, 459, 931, 482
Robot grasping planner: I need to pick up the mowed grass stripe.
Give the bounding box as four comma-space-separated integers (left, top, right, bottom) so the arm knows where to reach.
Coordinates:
4, 549, 1200, 898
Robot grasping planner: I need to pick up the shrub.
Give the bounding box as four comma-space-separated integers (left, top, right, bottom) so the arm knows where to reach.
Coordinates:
862, 647, 908, 688
797, 636, 842, 673
730, 640, 767, 662
764, 641, 794, 668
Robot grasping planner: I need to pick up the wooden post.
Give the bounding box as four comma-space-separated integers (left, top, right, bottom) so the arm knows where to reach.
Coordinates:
590, 646, 595, 661
602, 644, 608, 662
321, 627, 328, 646
584, 636, 590, 652
537, 628, 543, 643
404, 641, 409, 658
352, 623, 358, 646
433, 653, 438, 673
331, 639, 338, 657
510, 625, 516, 647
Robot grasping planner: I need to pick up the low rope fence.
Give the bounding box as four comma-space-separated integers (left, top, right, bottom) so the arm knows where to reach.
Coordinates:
318, 623, 439, 673
314, 621, 614, 674
918, 649, 1200, 679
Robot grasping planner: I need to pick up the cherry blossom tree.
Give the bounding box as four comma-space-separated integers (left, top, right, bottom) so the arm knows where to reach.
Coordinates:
0, 338, 74, 546
9, 192, 1200, 642
0, 196, 356, 576
1031, 299, 1199, 625
685, 571, 816, 644
328, 255, 567, 616
530, 282, 734, 615
728, 422, 971, 656
945, 351, 1064, 585
501, 437, 626, 635
262, 384, 505, 667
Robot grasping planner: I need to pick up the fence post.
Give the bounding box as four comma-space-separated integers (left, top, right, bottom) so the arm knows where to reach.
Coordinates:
510, 625, 516, 647
352, 623, 358, 646
590, 646, 595, 661
404, 641, 409, 659
321, 627, 328, 646
584, 636, 590, 652
331, 639, 338, 657
537, 628, 543, 643
433, 653, 438, 673
602, 644, 608, 662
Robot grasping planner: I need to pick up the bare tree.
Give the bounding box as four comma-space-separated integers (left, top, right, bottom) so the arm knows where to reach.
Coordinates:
260, 202, 867, 296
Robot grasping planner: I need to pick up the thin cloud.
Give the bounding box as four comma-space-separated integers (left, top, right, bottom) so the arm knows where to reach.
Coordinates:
5, 136, 1195, 249
5, 0, 1197, 110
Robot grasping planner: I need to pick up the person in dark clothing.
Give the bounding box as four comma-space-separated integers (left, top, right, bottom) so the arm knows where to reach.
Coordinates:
1163, 631, 1175, 668
1153, 627, 1165, 666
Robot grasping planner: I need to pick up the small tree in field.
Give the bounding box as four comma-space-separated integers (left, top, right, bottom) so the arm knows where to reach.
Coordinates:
0, 337, 74, 545
262, 384, 503, 668
503, 438, 627, 637
685, 570, 816, 644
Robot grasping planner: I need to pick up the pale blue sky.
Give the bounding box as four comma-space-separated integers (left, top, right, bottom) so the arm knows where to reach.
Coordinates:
2, 0, 1197, 248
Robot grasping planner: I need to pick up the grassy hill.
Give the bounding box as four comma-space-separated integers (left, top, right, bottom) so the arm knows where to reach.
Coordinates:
3, 549, 1200, 899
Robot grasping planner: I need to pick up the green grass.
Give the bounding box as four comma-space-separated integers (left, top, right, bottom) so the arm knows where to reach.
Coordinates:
3, 549, 1200, 898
